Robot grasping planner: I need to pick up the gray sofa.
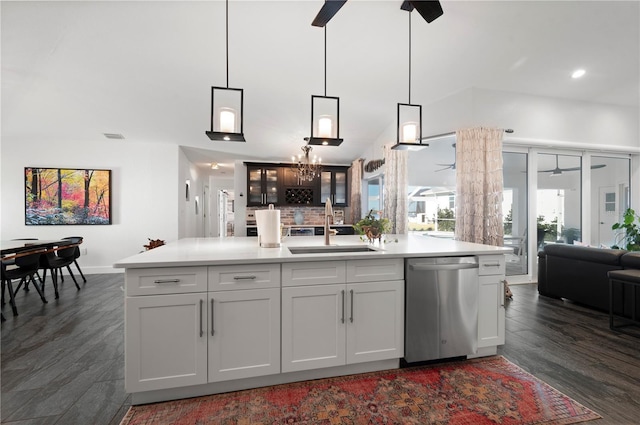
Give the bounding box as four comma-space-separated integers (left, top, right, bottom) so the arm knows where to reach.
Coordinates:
538, 244, 640, 315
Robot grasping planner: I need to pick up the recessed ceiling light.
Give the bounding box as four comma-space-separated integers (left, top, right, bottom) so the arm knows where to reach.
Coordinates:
571, 69, 586, 79
103, 133, 125, 139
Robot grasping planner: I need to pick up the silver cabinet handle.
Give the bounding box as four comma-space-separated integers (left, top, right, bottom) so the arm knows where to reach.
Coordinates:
154, 279, 180, 284
199, 299, 203, 338
211, 298, 219, 336
233, 275, 257, 280
341, 290, 345, 324
350, 289, 354, 323
482, 262, 501, 268
501, 280, 507, 307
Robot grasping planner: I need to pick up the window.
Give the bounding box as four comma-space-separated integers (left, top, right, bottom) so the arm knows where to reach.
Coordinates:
366, 176, 383, 218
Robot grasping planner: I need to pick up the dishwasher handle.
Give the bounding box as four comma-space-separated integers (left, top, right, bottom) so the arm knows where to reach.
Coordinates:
409, 262, 479, 271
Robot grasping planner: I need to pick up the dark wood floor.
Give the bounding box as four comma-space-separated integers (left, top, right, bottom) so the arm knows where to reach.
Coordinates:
2, 276, 639, 424
499, 284, 640, 425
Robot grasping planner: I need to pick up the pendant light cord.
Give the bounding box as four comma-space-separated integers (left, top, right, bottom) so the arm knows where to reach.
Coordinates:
225, 0, 229, 89
408, 11, 412, 104
324, 26, 327, 97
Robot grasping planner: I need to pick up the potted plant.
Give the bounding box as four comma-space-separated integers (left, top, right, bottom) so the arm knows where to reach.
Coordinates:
353, 210, 392, 243
612, 208, 640, 251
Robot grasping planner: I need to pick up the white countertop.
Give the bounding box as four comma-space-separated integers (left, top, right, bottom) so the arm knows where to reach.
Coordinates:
114, 234, 511, 269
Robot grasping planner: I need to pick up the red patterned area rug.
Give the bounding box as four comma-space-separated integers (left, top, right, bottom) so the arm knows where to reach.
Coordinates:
120, 356, 600, 425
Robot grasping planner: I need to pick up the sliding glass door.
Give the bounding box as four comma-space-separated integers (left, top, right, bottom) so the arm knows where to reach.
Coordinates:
590, 156, 630, 247
536, 153, 582, 247
503, 152, 528, 276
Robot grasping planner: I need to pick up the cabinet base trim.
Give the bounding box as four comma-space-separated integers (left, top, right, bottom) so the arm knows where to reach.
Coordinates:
466, 346, 498, 359
130, 359, 399, 405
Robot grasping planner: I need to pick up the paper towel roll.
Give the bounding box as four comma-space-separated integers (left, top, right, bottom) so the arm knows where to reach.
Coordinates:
255, 204, 281, 248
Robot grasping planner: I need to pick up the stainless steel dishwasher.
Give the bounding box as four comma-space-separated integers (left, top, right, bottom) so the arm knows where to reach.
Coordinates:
405, 257, 479, 362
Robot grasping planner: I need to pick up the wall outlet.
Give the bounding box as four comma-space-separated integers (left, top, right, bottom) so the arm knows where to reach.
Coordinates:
81, 248, 88, 255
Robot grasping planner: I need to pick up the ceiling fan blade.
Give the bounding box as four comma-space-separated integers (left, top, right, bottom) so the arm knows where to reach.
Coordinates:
591, 164, 607, 169
435, 166, 452, 172
400, 1, 414, 12
311, 0, 348, 27
408, 0, 444, 23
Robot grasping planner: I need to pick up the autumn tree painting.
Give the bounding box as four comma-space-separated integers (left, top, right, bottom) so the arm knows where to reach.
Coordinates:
25, 168, 111, 225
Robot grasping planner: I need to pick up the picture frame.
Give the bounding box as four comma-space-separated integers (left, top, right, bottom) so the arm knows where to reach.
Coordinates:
25, 167, 112, 225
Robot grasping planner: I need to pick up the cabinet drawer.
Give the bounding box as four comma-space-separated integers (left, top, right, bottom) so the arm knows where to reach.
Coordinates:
209, 264, 281, 291
478, 255, 506, 276
346, 258, 404, 283
126, 267, 208, 296
282, 261, 346, 287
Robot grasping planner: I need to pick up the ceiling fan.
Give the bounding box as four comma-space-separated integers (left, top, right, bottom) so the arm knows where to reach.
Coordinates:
539, 155, 606, 176
311, 0, 444, 27
435, 143, 456, 172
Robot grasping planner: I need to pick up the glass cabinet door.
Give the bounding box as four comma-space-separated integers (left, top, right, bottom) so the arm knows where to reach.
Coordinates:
265, 169, 279, 204
320, 171, 332, 204
334, 171, 347, 205
248, 168, 263, 205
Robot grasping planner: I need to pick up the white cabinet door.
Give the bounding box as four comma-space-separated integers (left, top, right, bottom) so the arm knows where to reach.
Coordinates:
282, 284, 346, 373
477, 275, 506, 348
125, 293, 207, 392
346, 280, 404, 364
208, 288, 281, 382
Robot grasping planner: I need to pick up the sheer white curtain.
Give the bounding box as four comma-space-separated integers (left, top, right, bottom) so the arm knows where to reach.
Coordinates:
383, 144, 408, 234
349, 158, 364, 224
454, 127, 504, 246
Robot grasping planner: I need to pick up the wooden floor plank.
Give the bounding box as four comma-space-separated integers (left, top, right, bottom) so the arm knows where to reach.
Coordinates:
2, 276, 639, 424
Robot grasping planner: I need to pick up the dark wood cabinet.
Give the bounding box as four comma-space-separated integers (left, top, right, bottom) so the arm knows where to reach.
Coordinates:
319, 167, 349, 207
246, 165, 280, 206
245, 163, 349, 207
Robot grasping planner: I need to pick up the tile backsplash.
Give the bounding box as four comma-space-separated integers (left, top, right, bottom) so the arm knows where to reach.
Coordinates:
247, 206, 347, 226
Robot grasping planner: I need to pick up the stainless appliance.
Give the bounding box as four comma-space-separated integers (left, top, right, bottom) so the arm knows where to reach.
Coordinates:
405, 257, 479, 362
289, 227, 314, 236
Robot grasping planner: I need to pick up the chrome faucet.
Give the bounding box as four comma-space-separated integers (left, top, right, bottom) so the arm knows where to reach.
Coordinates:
324, 197, 333, 246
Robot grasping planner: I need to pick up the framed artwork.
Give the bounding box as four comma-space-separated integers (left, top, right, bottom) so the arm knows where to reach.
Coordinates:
25, 167, 112, 225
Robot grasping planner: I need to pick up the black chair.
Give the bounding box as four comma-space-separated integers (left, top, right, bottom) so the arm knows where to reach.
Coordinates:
2, 251, 48, 316
39, 249, 80, 299
61, 237, 86, 283
8, 239, 42, 291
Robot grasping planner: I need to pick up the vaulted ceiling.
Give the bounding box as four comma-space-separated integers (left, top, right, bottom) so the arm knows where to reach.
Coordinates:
3, 1, 638, 172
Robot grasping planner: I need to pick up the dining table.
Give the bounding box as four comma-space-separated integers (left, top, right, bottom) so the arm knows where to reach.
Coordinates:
1, 239, 76, 257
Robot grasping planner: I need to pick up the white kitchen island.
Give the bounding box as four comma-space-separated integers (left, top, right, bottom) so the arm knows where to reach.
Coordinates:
114, 234, 510, 405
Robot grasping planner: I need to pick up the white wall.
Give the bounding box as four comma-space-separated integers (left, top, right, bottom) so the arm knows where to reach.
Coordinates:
1, 138, 179, 273
178, 147, 206, 239
471, 88, 639, 148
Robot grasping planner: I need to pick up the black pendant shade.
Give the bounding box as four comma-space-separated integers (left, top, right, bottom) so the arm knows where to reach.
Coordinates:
307, 95, 343, 146
391, 8, 427, 151
206, 0, 246, 143
206, 86, 245, 142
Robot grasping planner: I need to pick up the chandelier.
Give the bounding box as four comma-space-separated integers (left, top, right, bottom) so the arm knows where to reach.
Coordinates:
292, 146, 322, 182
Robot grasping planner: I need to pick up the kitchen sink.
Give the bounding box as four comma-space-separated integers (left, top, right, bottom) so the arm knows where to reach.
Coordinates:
288, 245, 379, 254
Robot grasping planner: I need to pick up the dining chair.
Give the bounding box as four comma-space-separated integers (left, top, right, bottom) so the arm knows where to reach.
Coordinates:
2, 250, 48, 316
39, 249, 80, 299
8, 238, 42, 291
61, 236, 86, 283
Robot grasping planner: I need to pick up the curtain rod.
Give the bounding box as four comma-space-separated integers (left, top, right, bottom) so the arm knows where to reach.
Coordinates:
420, 128, 514, 142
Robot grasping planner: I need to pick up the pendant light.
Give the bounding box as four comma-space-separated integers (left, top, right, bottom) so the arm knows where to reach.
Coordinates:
206, 0, 245, 142
306, 25, 343, 147
392, 8, 427, 151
